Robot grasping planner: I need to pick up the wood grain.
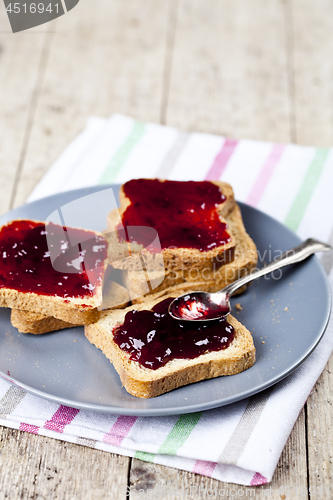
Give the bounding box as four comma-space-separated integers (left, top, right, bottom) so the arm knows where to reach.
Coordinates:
306, 357, 333, 500
165, 0, 291, 142
13, 0, 172, 207
292, 0, 333, 147
0, 427, 129, 500
0, 4, 50, 216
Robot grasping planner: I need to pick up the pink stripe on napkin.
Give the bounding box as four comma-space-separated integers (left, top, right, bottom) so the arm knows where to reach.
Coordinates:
205, 139, 238, 180
20, 423, 39, 434
44, 406, 80, 433
251, 472, 268, 485
103, 415, 137, 446
192, 459, 217, 477
246, 144, 285, 207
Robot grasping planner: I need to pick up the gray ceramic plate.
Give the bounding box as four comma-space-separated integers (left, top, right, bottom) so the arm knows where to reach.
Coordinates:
0, 185, 331, 416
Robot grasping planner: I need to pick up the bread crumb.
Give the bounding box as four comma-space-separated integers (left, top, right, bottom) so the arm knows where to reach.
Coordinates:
290, 282, 293, 286
74, 339, 77, 342
261, 341, 265, 344
235, 303, 243, 310
284, 307, 289, 311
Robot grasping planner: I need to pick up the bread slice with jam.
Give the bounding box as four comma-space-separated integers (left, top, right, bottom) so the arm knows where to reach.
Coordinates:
9, 265, 131, 334
106, 179, 236, 273
0, 219, 108, 325
84, 295, 256, 398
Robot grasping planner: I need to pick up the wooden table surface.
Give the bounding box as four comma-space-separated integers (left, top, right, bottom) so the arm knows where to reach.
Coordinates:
0, 0, 332, 498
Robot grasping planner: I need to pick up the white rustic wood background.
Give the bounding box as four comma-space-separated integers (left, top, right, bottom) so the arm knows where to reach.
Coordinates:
0, 0, 332, 498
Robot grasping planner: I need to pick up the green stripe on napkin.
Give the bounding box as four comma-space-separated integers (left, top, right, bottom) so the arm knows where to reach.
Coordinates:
158, 413, 202, 455
98, 121, 146, 184
284, 148, 329, 231
135, 451, 156, 462
134, 412, 202, 462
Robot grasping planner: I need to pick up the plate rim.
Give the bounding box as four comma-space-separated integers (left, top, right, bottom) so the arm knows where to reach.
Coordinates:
0, 185, 331, 416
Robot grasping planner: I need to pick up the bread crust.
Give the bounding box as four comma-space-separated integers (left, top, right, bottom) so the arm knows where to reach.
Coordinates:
11, 309, 79, 334
84, 297, 256, 398
11, 279, 131, 334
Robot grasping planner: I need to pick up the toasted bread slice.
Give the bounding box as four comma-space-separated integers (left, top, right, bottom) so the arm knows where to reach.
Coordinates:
125, 203, 257, 302
0, 219, 108, 325
106, 180, 236, 272
11, 309, 79, 334
11, 270, 131, 334
84, 296, 256, 398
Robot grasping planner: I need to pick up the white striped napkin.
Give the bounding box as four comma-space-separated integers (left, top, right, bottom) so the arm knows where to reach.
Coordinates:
1, 114, 332, 487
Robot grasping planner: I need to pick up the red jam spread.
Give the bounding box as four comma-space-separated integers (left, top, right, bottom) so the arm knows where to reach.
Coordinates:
0, 220, 108, 298
119, 179, 232, 252
113, 297, 235, 370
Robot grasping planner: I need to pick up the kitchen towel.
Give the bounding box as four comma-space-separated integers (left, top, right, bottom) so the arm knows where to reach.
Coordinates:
0, 113, 332, 487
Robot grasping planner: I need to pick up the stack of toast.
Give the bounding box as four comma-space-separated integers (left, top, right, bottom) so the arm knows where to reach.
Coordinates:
0, 180, 258, 398
106, 180, 257, 303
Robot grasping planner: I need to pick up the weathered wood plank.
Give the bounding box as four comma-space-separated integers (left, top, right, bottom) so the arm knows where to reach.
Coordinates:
306, 357, 333, 500
0, 427, 129, 500
0, 4, 49, 216
13, 0, 173, 207
165, 0, 291, 143
129, 409, 308, 499
292, 0, 333, 146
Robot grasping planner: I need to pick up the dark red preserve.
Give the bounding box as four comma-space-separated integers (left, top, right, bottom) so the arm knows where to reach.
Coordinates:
0, 220, 108, 298
113, 298, 235, 370
119, 179, 232, 252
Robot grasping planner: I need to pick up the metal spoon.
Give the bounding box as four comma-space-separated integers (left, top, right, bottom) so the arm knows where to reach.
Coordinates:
168, 238, 332, 322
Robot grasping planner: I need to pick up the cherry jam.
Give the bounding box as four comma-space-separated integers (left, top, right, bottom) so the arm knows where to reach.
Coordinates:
0, 220, 108, 298
119, 180, 232, 252
113, 297, 235, 370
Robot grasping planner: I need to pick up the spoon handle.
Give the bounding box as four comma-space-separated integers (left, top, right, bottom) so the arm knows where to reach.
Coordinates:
221, 238, 332, 298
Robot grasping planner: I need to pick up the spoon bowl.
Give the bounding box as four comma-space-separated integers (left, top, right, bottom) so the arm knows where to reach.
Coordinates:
168, 238, 332, 323
168, 291, 231, 322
